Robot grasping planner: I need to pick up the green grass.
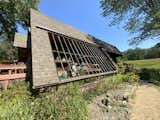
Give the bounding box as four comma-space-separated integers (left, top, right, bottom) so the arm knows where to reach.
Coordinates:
125, 58, 160, 69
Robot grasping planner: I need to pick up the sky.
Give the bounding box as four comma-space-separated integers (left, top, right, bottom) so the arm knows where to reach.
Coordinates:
19, 0, 159, 51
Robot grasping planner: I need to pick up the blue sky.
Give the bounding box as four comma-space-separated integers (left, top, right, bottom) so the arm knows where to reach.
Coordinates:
19, 0, 159, 51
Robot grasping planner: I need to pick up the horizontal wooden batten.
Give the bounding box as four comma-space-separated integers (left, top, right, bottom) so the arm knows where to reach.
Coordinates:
0, 73, 26, 81
36, 25, 97, 46
33, 71, 117, 89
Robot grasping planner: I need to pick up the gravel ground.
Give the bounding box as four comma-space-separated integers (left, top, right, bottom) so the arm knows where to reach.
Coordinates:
88, 83, 137, 120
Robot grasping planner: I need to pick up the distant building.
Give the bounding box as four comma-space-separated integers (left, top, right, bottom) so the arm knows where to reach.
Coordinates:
14, 9, 121, 89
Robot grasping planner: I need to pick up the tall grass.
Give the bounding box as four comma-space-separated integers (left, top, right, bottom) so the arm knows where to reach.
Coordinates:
83, 73, 139, 102
0, 73, 139, 120
0, 82, 87, 120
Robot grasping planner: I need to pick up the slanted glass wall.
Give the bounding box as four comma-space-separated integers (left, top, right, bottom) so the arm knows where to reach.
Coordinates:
48, 32, 116, 81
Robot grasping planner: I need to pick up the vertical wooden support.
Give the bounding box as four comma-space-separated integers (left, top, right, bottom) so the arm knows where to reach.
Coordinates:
83, 42, 106, 72
51, 33, 65, 79
71, 39, 90, 75
84, 43, 104, 73
57, 36, 73, 73
2, 70, 11, 90
74, 40, 91, 74
93, 47, 114, 71
66, 38, 81, 76
78, 41, 95, 74
89, 46, 110, 71
92, 46, 113, 71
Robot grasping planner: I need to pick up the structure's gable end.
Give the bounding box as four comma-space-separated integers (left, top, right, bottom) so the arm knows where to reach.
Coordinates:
14, 33, 27, 48
30, 10, 59, 88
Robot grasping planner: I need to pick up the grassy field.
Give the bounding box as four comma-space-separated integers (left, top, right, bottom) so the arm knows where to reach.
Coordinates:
125, 58, 160, 69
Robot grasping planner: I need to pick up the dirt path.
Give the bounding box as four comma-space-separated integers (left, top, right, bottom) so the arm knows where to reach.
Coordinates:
130, 84, 160, 120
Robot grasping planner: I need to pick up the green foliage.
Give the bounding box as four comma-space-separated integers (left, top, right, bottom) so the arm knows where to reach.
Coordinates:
0, 40, 18, 62
32, 84, 87, 120
123, 43, 160, 61
0, 82, 32, 120
100, 0, 160, 45
116, 57, 127, 73
0, 73, 139, 119
140, 68, 160, 86
0, 0, 39, 62
0, 0, 39, 41
126, 58, 160, 69
83, 73, 139, 101
110, 73, 140, 84
0, 82, 87, 120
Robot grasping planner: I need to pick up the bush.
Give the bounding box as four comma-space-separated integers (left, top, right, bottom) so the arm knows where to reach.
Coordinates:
0, 73, 140, 119
110, 73, 140, 84
83, 73, 140, 101
0, 82, 33, 120
0, 82, 87, 120
0, 40, 18, 62
140, 68, 160, 85
32, 84, 87, 120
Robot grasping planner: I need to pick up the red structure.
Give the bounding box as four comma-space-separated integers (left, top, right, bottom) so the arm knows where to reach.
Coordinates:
0, 64, 26, 90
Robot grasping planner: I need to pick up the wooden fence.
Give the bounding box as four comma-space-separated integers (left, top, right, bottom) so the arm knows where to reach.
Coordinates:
0, 64, 26, 90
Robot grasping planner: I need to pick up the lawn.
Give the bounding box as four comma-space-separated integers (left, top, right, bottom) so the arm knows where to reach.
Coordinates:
125, 58, 160, 69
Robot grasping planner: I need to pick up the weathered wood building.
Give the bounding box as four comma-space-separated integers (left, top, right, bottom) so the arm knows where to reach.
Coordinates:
14, 9, 121, 89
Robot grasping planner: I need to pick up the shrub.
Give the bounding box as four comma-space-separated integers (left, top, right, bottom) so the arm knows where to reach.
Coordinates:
0, 82, 33, 120
83, 73, 140, 101
0, 73, 140, 119
140, 68, 160, 85
109, 73, 140, 84
31, 84, 87, 120
0, 82, 87, 120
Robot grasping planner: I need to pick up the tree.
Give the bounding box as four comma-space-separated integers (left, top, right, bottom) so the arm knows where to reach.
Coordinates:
0, 40, 17, 62
122, 43, 160, 60
0, 0, 39, 62
0, 0, 39, 41
100, 0, 160, 45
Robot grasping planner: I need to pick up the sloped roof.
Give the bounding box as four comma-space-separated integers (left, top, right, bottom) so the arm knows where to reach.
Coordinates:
14, 33, 27, 48
14, 9, 121, 56
30, 9, 95, 44
90, 36, 121, 55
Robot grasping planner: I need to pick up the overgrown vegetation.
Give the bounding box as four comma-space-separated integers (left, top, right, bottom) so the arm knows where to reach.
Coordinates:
83, 73, 140, 101
0, 82, 87, 120
140, 68, 160, 86
0, 73, 139, 120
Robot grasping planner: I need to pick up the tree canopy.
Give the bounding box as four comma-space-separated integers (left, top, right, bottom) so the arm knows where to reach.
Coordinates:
100, 0, 160, 45
123, 43, 160, 60
0, 0, 39, 41
0, 0, 39, 62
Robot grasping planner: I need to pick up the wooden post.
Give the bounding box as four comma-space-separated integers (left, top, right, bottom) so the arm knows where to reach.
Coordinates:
2, 70, 11, 90
2, 80, 9, 90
